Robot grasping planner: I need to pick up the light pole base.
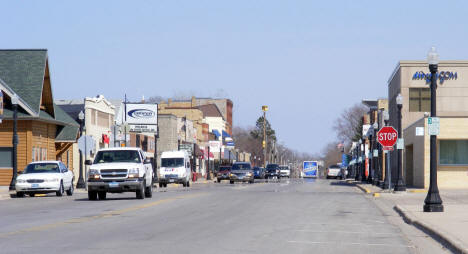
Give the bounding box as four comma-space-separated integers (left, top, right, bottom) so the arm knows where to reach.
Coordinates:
394, 180, 406, 192
76, 178, 86, 189
423, 204, 444, 212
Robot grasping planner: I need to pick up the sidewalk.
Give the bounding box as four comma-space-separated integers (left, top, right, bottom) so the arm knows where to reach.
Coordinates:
0, 186, 11, 200
354, 181, 468, 254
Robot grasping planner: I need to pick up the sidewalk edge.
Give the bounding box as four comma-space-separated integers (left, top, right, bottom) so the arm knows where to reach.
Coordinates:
356, 184, 371, 194
394, 205, 468, 254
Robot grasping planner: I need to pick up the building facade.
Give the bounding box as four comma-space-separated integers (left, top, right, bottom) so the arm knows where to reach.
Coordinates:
388, 60, 468, 188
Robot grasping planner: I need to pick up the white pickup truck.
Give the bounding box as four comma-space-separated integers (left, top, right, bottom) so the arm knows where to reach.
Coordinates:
86, 147, 154, 200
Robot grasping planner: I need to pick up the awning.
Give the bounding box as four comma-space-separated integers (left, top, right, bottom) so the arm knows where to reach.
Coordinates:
222, 130, 230, 138
212, 129, 221, 138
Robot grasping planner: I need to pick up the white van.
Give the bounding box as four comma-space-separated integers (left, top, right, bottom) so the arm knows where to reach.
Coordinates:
158, 150, 191, 188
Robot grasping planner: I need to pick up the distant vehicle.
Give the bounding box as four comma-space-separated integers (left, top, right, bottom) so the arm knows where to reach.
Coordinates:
217, 165, 231, 183
326, 164, 341, 179
279, 165, 291, 178
229, 162, 254, 184
253, 167, 266, 179
265, 164, 281, 181
15, 161, 74, 197
158, 150, 192, 188
303, 161, 318, 178
86, 147, 154, 200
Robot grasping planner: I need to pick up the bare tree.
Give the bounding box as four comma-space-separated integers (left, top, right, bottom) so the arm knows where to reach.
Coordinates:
332, 103, 367, 147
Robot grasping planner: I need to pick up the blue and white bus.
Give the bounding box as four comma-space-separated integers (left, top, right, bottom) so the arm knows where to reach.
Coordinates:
303, 161, 318, 178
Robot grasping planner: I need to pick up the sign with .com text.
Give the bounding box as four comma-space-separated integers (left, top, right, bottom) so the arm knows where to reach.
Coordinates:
125, 103, 158, 125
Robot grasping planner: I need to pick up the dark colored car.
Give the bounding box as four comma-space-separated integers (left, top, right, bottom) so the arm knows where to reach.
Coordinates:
265, 164, 281, 180
229, 162, 254, 184
217, 165, 231, 183
253, 167, 266, 179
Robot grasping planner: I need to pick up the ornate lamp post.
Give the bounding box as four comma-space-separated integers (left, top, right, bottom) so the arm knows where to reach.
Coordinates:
356, 139, 363, 182
76, 110, 86, 188
372, 121, 379, 185
424, 47, 444, 212
394, 93, 406, 191
9, 94, 19, 191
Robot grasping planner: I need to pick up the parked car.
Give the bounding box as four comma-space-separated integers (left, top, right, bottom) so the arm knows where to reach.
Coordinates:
229, 162, 254, 184
279, 165, 291, 178
265, 164, 281, 180
86, 147, 154, 200
15, 161, 74, 197
253, 167, 266, 179
326, 164, 341, 179
217, 165, 231, 183
158, 150, 192, 188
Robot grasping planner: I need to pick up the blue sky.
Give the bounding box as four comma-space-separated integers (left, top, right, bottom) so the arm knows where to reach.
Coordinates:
2, 0, 468, 154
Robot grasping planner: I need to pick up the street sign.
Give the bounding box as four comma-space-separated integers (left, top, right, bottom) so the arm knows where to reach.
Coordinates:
362, 124, 371, 137
397, 138, 404, 150
416, 127, 425, 136
428, 117, 440, 135
377, 126, 398, 147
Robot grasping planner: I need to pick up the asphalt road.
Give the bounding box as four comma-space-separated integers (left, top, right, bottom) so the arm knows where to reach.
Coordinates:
0, 179, 448, 254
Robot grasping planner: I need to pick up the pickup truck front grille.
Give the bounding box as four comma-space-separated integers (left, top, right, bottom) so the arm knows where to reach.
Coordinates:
100, 169, 128, 179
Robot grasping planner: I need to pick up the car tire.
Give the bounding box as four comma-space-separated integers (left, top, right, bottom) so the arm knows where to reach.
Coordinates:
159, 183, 163, 188
88, 191, 98, 201
145, 183, 153, 198
98, 191, 107, 200
217, 179, 221, 183
56, 182, 64, 197
182, 182, 187, 187
186, 180, 190, 188
16, 192, 24, 198
66, 182, 74, 196
136, 182, 145, 199
230, 180, 234, 184
249, 180, 254, 184
28, 193, 35, 197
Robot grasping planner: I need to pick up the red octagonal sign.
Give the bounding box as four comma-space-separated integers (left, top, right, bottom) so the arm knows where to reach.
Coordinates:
377, 126, 398, 147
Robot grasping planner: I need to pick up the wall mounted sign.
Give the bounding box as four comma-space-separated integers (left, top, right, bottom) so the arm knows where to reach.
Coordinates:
412, 71, 458, 84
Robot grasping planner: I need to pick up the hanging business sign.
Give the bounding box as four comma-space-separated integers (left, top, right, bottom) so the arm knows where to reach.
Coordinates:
209, 140, 221, 151
125, 103, 158, 133
0, 91, 3, 124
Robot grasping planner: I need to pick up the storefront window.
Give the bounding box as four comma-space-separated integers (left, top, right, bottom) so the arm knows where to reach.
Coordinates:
409, 88, 430, 112
440, 140, 468, 165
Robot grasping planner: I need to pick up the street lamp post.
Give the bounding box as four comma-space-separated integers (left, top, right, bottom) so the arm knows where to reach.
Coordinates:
76, 110, 86, 188
368, 113, 375, 184
372, 121, 380, 185
356, 139, 363, 181
207, 146, 211, 180
9, 94, 19, 191
262, 105, 268, 167
424, 47, 444, 212
394, 93, 406, 192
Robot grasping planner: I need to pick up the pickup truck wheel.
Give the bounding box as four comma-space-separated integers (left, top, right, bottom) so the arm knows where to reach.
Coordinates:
16, 192, 24, 198
136, 182, 145, 199
159, 183, 163, 188
56, 182, 64, 197
88, 191, 97, 201
145, 183, 153, 198
182, 182, 187, 187
186, 180, 190, 187
98, 191, 107, 200
230, 180, 234, 184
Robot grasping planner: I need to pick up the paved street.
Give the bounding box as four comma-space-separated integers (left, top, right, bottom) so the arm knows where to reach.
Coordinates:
0, 179, 447, 254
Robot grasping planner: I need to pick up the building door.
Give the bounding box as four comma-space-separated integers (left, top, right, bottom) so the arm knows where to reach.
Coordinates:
405, 145, 414, 187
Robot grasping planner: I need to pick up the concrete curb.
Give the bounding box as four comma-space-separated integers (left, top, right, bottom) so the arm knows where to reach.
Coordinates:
394, 205, 468, 254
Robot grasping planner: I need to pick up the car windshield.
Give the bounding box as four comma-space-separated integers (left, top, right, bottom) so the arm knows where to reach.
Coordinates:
24, 163, 60, 174
94, 150, 141, 164
161, 158, 184, 167
329, 165, 340, 169
231, 163, 251, 170
266, 164, 279, 171
219, 166, 231, 171
280, 166, 289, 170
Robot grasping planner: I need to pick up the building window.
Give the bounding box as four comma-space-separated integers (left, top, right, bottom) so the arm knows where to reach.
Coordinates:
90, 109, 96, 125
97, 111, 109, 127
0, 147, 13, 168
409, 88, 430, 112
440, 140, 468, 165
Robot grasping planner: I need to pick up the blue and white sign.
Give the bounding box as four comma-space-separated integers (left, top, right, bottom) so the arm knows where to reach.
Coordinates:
413, 71, 458, 83
124, 103, 158, 133
303, 161, 318, 178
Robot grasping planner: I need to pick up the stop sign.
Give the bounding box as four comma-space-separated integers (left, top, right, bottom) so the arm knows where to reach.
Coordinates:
377, 126, 398, 147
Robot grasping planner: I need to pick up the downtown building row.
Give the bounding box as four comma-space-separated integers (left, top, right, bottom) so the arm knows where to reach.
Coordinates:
354, 60, 468, 189
0, 49, 249, 186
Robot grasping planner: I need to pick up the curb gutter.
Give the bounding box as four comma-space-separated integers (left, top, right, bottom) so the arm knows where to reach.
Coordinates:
356, 184, 371, 194
394, 205, 468, 254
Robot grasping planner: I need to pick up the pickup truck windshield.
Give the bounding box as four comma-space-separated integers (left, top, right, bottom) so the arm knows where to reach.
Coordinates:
94, 150, 141, 164
24, 163, 60, 174
161, 158, 184, 167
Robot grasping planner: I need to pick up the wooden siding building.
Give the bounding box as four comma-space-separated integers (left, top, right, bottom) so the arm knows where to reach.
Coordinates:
0, 49, 79, 186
